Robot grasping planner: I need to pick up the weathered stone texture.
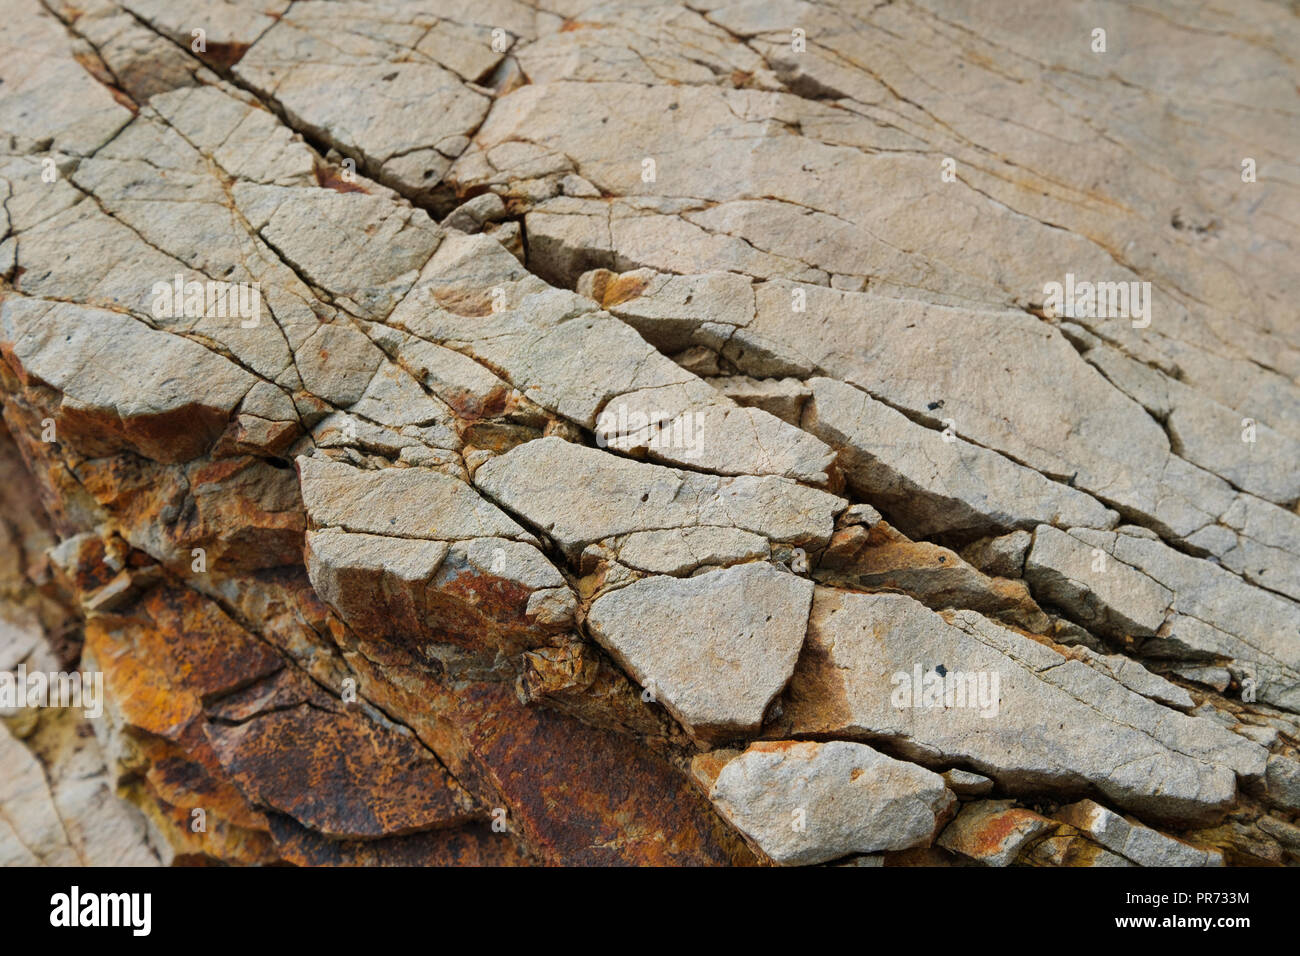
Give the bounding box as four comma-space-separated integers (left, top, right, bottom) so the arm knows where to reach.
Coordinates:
1, 0, 1297, 868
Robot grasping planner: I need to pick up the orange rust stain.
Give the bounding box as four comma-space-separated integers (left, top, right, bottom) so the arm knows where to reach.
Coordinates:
200, 42, 251, 71
972, 809, 1041, 856
601, 273, 650, 307
432, 287, 494, 317
313, 164, 369, 195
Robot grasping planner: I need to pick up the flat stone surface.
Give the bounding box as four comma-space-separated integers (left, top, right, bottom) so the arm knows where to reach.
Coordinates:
805, 376, 1118, 539
587, 562, 812, 743
299, 456, 536, 543
698, 740, 956, 865
4, 0, 1299, 869
783, 589, 1265, 825
473, 437, 844, 560
1025, 525, 1174, 638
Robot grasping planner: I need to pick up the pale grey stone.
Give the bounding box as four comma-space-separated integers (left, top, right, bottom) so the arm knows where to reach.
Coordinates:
712, 376, 811, 426
299, 456, 535, 543
701, 740, 956, 865
1025, 525, 1173, 637
786, 589, 1266, 824
805, 377, 1117, 539
614, 527, 770, 576
1055, 799, 1224, 866
1071, 647, 1194, 710
1264, 755, 1300, 812
942, 769, 994, 797
474, 437, 844, 561
587, 562, 812, 742
961, 531, 1032, 579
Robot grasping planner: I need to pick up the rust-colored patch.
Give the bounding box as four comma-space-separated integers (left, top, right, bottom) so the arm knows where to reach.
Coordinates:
601, 272, 650, 307
970, 808, 1046, 857
455, 681, 759, 866
313, 162, 369, 194
200, 41, 251, 71
267, 814, 533, 866
442, 384, 511, 422
559, 20, 604, 31
431, 286, 494, 316
205, 703, 477, 839
72, 51, 138, 113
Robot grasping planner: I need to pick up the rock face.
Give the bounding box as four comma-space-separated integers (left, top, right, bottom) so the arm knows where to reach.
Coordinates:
1, 0, 1298, 868
695, 741, 956, 865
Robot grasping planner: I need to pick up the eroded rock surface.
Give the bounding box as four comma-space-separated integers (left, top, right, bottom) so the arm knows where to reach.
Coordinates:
1, 0, 1297, 867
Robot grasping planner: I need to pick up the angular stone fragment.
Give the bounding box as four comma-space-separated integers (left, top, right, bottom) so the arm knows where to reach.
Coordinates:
697, 740, 956, 866
819, 521, 1049, 631
587, 562, 812, 743
1074, 527, 1300, 711
1069, 646, 1194, 710
1263, 755, 1300, 812
1055, 799, 1223, 866
804, 377, 1117, 539
614, 526, 770, 576
474, 437, 844, 560
938, 800, 1056, 867
1027, 832, 1135, 868
305, 529, 574, 658
942, 769, 994, 797
299, 456, 535, 543
712, 376, 811, 427
961, 531, 1032, 579
1255, 816, 1300, 856
2, 297, 256, 463
784, 589, 1265, 824
1025, 525, 1173, 637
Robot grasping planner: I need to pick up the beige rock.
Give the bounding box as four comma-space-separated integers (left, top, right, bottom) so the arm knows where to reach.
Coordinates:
698, 740, 956, 865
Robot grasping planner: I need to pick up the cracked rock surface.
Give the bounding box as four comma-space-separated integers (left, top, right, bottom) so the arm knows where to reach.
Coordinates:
1, 0, 1298, 867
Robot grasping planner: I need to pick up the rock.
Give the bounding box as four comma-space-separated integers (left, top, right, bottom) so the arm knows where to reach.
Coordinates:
804, 377, 1118, 540
1170, 665, 1232, 692
1264, 755, 1300, 812
783, 589, 1266, 825
1026, 832, 1135, 868
1054, 799, 1224, 866
937, 800, 1056, 866
1025, 525, 1173, 637
613, 527, 770, 576
2, 297, 257, 463
1255, 816, 1300, 854
305, 529, 574, 658
299, 456, 535, 543
205, 703, 476, 839
942, 769, 994, 797
586, 563, 812, 743
961, 531, 1033, 579
1069, 647, 1195, 711
818, 521, 1050, 632
473, 437, 844, 561
4, 0, 1299, 869
443, 193, 507, 233
696, 740, 956, 865
1086, 527, 1300, 711
839, 504, 883, 529
712, 375, 811, 426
